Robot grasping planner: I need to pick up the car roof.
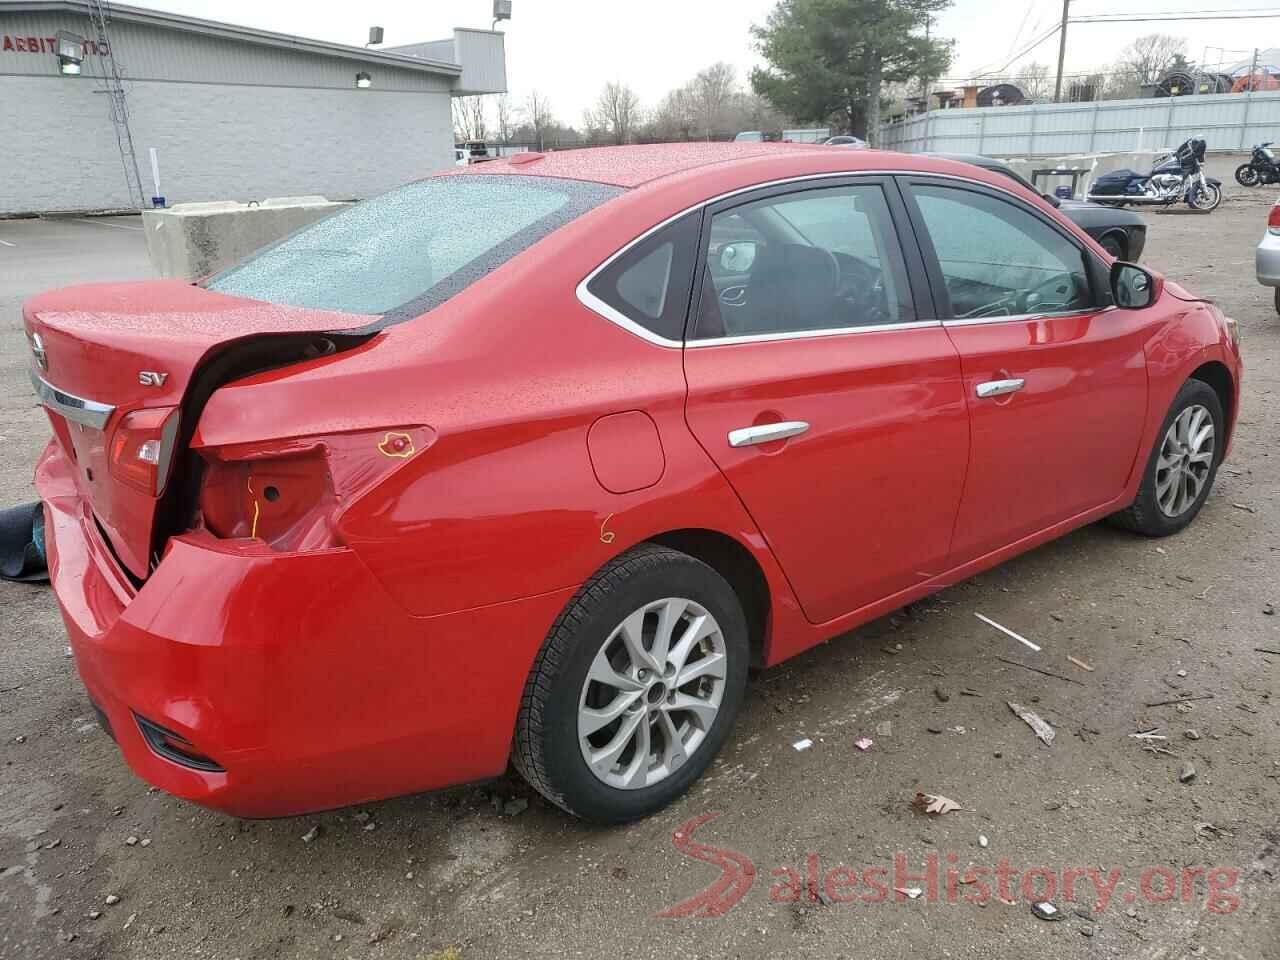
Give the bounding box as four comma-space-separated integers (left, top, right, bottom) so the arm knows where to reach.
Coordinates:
452, 142, 831, 188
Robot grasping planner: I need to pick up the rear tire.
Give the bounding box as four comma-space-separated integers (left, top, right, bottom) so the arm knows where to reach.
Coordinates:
1110, 379, 1223, 537
512, 544, 749, 823
1274, 286, 1280, 315
1236, 163, 1260, 187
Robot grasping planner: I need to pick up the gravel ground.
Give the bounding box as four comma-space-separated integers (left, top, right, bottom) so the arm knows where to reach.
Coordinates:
1, 159, 1278, 960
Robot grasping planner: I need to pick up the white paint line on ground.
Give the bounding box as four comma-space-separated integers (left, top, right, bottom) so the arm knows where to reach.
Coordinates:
0, 238, 15, 247
72, 218, 143, 232
974, 612, 1042, 652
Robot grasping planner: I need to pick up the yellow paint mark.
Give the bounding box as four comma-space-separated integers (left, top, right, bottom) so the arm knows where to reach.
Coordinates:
378, 431, 415, 459
248, 476, 260, 539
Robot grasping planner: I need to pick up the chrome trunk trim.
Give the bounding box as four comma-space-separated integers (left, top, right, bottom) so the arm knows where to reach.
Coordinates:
30, 371, 116, 430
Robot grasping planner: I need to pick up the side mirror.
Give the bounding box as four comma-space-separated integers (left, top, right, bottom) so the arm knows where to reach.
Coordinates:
719, 241, 758, 274
1110, 261, 1160, 309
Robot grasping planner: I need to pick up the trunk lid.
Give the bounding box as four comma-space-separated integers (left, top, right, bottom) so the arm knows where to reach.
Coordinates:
25, 279, 375, 579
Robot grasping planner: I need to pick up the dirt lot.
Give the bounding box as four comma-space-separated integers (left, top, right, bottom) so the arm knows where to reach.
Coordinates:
2, 163, 1278, 960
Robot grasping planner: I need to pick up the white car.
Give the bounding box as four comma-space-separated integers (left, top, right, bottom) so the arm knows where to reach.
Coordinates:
455, 148, 469, 167
823, 135, 867, 148
1255, 197, 1280, 312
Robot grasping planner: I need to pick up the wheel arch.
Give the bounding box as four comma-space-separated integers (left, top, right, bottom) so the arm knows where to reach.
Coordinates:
647, 528, 772, 668
1189, 359, 1235, 450
1097, 228, 1128, 258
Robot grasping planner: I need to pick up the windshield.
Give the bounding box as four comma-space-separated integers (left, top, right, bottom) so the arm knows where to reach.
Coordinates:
207, 175, 621, 322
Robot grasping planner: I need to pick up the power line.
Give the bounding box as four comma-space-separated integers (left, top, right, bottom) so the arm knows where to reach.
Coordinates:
980, 22, 1065, 78
1072, 5, 1280, 14
1073, 11, 1280, 22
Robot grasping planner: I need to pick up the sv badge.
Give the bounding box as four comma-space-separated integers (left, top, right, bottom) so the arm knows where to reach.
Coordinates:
138, 371, 169, 387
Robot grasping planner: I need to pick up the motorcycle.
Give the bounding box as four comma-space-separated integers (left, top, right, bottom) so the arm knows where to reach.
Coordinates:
1235, 142, 1280, 186
1087, 138, 1222, 212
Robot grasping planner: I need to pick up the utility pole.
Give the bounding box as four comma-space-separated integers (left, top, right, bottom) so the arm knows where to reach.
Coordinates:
1053, 0, 1070, 102
920, 15, 932, 104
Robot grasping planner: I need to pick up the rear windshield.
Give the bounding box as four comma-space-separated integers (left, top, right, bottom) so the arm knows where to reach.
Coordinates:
206, 175, 622, 323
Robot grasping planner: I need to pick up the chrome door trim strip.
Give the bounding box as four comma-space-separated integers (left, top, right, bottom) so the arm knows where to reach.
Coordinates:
31, 371, 115, 430
574, 168, 1097, 348
685, 318, 943, 348
940, 306, 1109, 328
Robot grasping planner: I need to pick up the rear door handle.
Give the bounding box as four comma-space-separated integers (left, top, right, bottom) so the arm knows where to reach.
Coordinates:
728, 421, 810, 448
975, 378, 1025, 399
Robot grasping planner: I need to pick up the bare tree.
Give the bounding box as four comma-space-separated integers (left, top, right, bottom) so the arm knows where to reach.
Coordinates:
585, 81, 642, 145
734, 91, 789, 133
691, 62, 736, 138
648, 86, 699, 140
452, 96, 488, 142
1121, 33, 1188, 87
494, 93, 519, 145
525, 90, 554, 151
1016, 61, 1053, 101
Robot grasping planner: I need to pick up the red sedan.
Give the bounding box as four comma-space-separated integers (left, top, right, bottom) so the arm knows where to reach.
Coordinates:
26, 143, 1241, 822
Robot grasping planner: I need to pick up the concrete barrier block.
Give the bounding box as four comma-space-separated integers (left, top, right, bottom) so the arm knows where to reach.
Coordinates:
141, 198, 351, 281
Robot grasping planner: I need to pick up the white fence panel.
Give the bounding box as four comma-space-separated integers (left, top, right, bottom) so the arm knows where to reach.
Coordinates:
880, 91, 1280, 156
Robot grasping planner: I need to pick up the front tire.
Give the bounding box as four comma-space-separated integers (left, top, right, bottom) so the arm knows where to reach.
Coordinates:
1110, 379, 1224, 536
512, 544, 749, 823
1188, 182, 1222, 211
1236, 163, 1260, 186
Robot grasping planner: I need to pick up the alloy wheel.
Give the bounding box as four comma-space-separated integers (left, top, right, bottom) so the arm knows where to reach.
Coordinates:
577, 597, 727, 790
1155, 404, 1215, 518
1190, 183, 1222, 211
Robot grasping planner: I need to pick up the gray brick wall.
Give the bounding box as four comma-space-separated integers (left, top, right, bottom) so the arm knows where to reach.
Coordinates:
0, 76, 454, 213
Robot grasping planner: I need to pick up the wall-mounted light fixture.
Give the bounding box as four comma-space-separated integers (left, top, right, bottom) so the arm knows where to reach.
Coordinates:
355, 71, 372, 89
56, 30, 84, 76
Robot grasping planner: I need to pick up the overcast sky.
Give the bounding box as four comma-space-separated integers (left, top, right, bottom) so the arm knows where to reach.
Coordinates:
132, 0, 1276, 122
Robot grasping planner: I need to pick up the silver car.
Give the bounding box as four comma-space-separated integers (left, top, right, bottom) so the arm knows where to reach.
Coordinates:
1256, 198, 1280, 313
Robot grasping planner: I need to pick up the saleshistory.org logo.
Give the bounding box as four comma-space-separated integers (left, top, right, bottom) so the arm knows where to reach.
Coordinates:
657, 813, 1242, 918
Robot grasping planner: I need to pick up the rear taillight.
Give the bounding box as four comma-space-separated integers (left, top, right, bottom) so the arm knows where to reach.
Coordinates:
196, 428, 430, 552
1268, 203, 1280, 233
109, 407, 180, 495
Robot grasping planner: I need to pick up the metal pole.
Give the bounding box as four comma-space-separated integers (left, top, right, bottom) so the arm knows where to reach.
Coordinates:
1053, 0, 1070, 103
1241, 48, 1259, 150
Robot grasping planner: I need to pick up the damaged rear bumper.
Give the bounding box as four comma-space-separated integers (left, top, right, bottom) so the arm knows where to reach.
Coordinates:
35, 439, 574, 818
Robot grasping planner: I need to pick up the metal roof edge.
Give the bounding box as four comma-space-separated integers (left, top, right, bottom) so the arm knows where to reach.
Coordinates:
0, 1, 464, 75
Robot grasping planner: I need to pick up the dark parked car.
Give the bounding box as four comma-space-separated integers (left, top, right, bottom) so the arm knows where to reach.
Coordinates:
929, 153, 1147, 261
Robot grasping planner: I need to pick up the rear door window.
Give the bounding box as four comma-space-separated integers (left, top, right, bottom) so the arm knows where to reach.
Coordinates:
207, 175, 621, 323
692, 183, 915, 340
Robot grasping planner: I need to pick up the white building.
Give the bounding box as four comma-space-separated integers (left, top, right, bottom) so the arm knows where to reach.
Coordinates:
0, 1, 507, 214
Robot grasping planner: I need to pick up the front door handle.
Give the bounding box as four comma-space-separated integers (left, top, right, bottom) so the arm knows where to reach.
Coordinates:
975, 378, 1025, 399
728, 421, 810, 448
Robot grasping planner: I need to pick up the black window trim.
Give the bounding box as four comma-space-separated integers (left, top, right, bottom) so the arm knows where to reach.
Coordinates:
574, 168, 1113, 348
896, 175, 1114, 327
